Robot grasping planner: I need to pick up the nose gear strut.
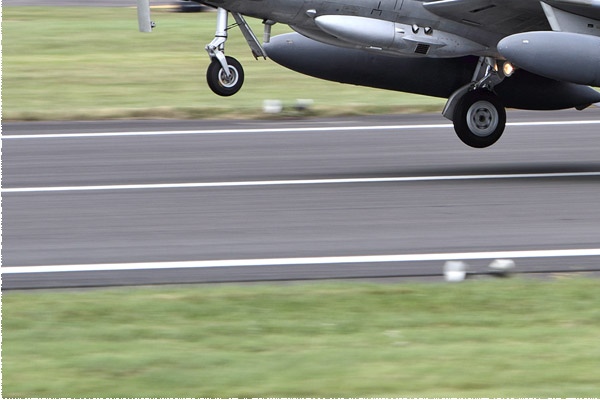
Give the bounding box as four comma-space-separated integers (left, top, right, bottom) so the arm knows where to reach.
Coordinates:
204, 7, 268, 96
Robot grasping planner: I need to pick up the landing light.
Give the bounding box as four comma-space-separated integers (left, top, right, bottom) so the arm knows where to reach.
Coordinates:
503, 61, 515, 77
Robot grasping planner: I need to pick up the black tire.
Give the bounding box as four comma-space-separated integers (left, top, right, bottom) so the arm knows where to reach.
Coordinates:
206, 56, 244, 96
453, 90, 506, 148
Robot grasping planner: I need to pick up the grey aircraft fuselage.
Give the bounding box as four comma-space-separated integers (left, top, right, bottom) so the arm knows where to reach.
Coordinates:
199, 0, 554, 57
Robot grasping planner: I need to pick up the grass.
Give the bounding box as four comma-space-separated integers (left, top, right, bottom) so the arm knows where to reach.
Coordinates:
3, 278, 600, 397
1, 7, 445, 121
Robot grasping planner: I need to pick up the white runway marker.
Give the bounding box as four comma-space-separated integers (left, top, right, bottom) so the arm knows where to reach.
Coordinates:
2, 171, 600, 193
3, 248, 600, 274
2, 119, 600, 140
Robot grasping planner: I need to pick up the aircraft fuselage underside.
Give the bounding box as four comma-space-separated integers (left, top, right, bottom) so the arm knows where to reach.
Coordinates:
137, 0, 600, 148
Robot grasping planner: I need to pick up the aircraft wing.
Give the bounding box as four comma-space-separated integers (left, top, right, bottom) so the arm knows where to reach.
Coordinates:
423, 0, 600, 36
422, 0, 550, 35
547, 0, 600, 21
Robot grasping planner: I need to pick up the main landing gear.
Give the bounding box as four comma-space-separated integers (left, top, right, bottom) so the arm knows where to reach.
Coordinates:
443, 57, 512, 148
452, 89, 506, 148
204, 7, 268, 96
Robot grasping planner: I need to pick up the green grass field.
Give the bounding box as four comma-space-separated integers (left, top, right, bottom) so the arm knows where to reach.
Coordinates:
2, 7, 445, 120
3, 279, 600, 397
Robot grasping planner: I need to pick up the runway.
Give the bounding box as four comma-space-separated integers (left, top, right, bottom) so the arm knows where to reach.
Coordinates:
2, 110, 600, 289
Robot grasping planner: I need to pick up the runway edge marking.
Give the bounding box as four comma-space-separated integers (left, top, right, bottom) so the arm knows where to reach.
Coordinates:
3, 171, 600, 193
3, 248, 600, 274
3, 119, 600, 139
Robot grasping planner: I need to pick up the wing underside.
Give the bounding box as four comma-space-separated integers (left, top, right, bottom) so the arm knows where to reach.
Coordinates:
423, 0, 600, 35
423, 0, 550, 35
547, 0, 600, 21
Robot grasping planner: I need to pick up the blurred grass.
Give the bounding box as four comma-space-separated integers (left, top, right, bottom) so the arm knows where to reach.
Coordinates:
3, 278, 600, 397
1, 7, 445, 121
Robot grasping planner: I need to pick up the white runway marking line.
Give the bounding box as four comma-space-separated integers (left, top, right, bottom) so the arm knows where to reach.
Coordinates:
3, 248, 600, 274
2, 119, 600, 140
2, 171, 600, 193
1, 124, 451, 139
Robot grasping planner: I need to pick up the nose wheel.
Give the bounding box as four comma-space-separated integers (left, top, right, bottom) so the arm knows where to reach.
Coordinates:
206, 56, 244, 96
203, 7, 268, 96
204, 7, 244, 96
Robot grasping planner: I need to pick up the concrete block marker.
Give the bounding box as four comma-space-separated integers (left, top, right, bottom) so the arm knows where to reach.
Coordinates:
444, 261, 469, 282
488, 259, 516, 277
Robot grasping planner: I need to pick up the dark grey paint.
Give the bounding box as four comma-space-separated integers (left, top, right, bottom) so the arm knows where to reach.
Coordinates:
265, 33, 600, 110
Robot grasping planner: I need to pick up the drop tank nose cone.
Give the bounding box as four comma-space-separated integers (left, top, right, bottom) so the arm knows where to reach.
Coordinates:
263, 33, 307, 71
497, 31, 600, 86
496, 35, 521, 58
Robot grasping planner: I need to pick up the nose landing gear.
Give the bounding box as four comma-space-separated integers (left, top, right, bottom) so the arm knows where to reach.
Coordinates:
204, 7, 268, 96
205, 7, 244, 96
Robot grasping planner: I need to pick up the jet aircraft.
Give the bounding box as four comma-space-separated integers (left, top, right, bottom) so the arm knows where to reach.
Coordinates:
137, 0, 600, 148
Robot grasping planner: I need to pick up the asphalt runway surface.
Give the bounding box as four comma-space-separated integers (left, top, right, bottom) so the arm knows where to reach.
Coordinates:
2, 110, 600, 289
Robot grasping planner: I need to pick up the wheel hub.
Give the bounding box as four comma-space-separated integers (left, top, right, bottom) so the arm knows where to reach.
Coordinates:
467, 100, 499, 137
218, 67, 239, 87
